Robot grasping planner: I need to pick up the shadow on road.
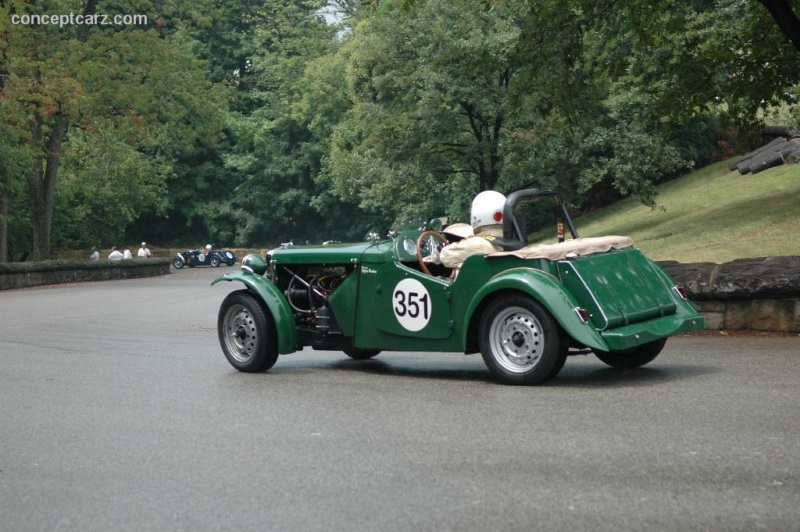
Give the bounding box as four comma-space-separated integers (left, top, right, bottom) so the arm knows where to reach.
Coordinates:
549, 363, 720, 388
260, 355, 720, 388
329, 358, 493, 383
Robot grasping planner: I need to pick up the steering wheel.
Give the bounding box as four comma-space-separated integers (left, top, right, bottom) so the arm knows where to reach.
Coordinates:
416, 230, 448, 276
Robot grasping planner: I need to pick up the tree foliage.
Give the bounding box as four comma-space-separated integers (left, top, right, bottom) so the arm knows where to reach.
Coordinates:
328, 0, 526, 224
326, 0, 798, 220
1, 0, 798, 258
1, 0, 225, 258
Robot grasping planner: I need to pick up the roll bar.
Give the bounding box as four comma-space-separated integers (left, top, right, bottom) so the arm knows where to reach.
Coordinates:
502, 189, 579, 244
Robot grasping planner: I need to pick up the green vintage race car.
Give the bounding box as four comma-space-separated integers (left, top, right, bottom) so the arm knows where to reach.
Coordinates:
212, 189, 703, 385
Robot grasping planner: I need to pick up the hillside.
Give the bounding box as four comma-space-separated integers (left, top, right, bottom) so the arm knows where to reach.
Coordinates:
570, 160, 800, 263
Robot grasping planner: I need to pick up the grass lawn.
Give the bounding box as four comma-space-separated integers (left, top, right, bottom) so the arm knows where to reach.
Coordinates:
570, 160, 800, 263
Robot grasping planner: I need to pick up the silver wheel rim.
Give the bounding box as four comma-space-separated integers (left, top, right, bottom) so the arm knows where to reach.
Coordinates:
222, 304, 258, 364
488, 306, 545, 374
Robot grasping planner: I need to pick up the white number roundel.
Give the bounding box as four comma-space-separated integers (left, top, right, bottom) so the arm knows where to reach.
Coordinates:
392, 278, 432, 332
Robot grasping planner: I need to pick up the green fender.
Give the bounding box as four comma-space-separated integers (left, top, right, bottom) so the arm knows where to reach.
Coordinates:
463, 267, 609, 351
212, 271, 297, 354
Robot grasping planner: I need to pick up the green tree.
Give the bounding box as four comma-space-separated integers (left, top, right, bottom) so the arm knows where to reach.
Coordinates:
324, 0, 798, 221
294, 50, 379, 241
756, 0, 800, 51
52, 122, 173, 248
135, 0, 275, 247
0, 0, 225, 258
0, 131, 33, 262
329, 0, 528, 225
593, 0, 800, 127
211, 0, 358, 245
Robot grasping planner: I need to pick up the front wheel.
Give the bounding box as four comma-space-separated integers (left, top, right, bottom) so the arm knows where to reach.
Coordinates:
218, 290, 279, 372
173, 257, 185, 269
479, 294, 563, 385
594, 338, 667, 369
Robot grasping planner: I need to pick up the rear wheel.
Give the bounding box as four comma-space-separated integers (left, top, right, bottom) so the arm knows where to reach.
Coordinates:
210, 256, 221, 267
546, 341, 569, 381
594, 338, 667, 369
218, 290, 279, 372
479, 294, 563, 385
343, 348, 381, 360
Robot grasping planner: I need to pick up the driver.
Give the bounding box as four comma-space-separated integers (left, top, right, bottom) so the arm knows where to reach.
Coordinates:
441, 222, 473, 244
438, 190, 506, 271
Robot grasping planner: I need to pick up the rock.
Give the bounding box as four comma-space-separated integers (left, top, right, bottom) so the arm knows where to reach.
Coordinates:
714, 257, 800, 299
657, 261, 718, 298
659, 257, 800, 300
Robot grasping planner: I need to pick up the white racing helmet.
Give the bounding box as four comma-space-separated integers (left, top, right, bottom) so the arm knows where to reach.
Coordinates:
470, 190, 506, 232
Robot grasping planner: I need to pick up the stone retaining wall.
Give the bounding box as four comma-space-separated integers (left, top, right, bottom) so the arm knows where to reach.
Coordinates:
691, 299, 800, 332
0, 259, 170, 290
1, 255, 798, 332
658, 257, 800, 333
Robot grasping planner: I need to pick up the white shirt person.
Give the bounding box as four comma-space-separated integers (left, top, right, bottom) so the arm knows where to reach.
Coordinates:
108, 247, 124, 261
138, 242, 152, 258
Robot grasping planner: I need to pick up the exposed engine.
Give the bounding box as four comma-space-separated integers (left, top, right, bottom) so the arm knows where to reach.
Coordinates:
272, 264, 350, 335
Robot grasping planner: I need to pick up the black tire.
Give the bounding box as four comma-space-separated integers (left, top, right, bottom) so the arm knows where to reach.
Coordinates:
594, 338, 667, 369
218, 290, 279, 372
173, 257, 184, 269
478, 294, 563, 385
210, 256, 221, 267
343, 348, 381, 360
545, 339, 569, 381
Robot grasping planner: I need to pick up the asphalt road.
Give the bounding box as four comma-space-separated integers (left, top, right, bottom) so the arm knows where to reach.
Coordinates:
1, 267, 798, 532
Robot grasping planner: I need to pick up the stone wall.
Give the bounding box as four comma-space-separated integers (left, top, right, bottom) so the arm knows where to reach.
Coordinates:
691, 299, 800, 332
658, 257, 800, 333
0, 259, 170, 290
2, 255, 798, 332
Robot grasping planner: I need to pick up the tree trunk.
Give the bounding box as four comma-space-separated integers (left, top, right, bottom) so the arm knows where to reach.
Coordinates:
735, 137, 789, 174
757, 0, 800, 52
461, 101, 503, 192
0, 193, 8, 264
26, 0, 97, 260
29, 113, 68, 260
749, 140, 800, 174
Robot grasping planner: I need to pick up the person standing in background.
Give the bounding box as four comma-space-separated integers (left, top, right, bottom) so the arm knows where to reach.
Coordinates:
138, 242, 152, 258
108, 247, 124, 261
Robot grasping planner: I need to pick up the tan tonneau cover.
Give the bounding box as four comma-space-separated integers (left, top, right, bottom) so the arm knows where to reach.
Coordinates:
488, 235, 633, 261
